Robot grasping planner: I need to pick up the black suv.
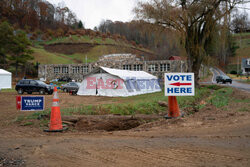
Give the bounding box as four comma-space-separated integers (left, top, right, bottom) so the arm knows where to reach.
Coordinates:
216, 75, 232, 84
15, 79, 54, 95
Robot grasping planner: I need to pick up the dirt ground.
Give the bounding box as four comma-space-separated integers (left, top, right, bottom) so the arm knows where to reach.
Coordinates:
0, 90, 250, 167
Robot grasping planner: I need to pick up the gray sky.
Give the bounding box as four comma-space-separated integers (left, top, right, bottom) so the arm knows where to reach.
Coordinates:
47, 0, 138, 29
47, 0, 250, 29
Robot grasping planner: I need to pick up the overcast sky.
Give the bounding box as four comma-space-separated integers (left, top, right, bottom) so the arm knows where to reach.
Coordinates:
47, 0, 139, 29
47, 0, 250, 30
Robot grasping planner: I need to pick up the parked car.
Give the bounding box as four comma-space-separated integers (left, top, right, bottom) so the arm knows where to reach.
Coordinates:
58, 77, 72, 82
61, 82, 81, 93
15, 79, 54, 95
216, 75, 232, 84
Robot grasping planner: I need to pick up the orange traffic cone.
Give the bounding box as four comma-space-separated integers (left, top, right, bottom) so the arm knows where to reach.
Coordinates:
165, 96, 182, 119
44, 87, 63, 132
53, 87, 59, 102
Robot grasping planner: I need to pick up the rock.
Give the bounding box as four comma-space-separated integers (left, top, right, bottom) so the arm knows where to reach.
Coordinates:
203, 117, 216, 120
62, 121, 75, 126
158, 101, 168, 107
62, 116, 80, 123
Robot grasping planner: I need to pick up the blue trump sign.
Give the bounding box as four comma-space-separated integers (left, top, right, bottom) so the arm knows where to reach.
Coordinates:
21, 96, 45, 111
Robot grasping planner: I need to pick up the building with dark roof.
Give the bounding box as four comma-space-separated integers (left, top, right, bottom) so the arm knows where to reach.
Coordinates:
241, 58, 250, 75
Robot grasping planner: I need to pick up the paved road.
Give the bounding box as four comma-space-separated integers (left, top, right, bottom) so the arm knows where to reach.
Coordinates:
210, 67, 250, 92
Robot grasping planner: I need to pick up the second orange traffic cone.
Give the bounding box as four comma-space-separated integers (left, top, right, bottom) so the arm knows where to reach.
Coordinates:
165, 96, 182, 119
44, 87, 63, 132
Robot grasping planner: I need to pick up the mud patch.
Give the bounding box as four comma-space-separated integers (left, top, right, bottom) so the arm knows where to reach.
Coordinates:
73, 115, 161, 132
44, 43, 95, 55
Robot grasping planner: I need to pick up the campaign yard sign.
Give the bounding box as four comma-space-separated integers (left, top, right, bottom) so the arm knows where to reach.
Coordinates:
18, 96, 45, 111
165, 73, 195, 96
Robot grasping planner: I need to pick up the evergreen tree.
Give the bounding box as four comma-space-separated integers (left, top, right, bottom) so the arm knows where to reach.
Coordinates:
78, 20, 84, 29
0, 21, 14, 67
8, 30, 34, 77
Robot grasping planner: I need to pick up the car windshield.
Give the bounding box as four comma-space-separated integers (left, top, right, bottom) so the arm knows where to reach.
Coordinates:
222, 76, 230, 79
36, 80, 48, 86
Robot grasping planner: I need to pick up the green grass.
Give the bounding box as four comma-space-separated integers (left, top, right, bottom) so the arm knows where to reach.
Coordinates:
31, 47, 73, 64
0, 88, 16, 92
16, 86, 236, 127
31, 43, 151, 64
15, 115, 26, 122
234, 98, 250, 103
238, 80, 250, 84
31, 33, 154, 65
16, 86, 211, 122
226, 64, 238, 73
207, 87, 233, 108
235, 38, 250, 49
228, 32, 250, 67
49, 81, 67, 86
42, 87, 212, 117
22, 121, 34, 126
60, 53, 95, 63
237, 107, 250, 112
233, 32, 250, 37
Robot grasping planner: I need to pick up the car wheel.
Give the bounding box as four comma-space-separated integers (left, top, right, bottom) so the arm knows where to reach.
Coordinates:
18, 88, 24, 94
39, 89, 45, 95
27, 91, 32, 94
63, 88, 68, 93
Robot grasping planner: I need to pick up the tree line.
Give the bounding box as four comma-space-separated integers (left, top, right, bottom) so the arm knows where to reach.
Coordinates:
0, 0, 84, 78
0, 0, 80, 32
134, 0, 249, 85
98, 0, 249, 85
97, 20, 183, 60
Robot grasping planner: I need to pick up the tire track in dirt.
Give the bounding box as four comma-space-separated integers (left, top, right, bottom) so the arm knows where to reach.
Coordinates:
121, 145, 250, 166
167, 148, 250, 166
72, 146, 119, 165
122, 146, 198, 166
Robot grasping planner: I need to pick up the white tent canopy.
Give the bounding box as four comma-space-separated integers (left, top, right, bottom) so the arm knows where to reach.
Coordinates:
0, 69, 12, 89
77, 66, 161, 97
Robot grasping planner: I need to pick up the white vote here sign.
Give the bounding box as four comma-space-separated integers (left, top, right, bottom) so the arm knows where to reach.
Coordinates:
165, 73, 195, 96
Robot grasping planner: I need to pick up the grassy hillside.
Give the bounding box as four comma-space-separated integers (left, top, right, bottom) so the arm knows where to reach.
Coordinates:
31, 35, 154, 64
226, 32, 250, 73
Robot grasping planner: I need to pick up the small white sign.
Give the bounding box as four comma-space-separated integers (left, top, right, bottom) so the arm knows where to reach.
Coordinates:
165, 73, 195, 96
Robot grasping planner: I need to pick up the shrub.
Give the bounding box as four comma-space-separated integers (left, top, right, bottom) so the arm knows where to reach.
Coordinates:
46, 29, 54, 36
68, 29, 76, 35
101, 34, 107, 41
230, 70, 237, 74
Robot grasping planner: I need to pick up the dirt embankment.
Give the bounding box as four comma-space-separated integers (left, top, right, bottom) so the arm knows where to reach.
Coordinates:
44, 43, 157, 60
44, 43, 95, 55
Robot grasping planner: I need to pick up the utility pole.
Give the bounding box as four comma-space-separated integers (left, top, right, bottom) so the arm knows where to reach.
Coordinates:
238, 31, 242, 76
223, 0, 228, 66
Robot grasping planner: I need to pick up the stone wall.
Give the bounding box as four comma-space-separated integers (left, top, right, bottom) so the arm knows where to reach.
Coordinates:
38, 54, 188, 81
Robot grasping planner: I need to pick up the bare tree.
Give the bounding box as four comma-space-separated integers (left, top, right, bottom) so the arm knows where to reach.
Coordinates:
231, 11, 250, 33
135, 0, 245, 86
